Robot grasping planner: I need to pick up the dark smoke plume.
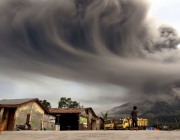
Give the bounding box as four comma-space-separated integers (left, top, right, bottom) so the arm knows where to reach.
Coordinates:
0, 0, 180, 101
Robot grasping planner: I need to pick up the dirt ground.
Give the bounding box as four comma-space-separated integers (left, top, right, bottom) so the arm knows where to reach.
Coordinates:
0, 130, 180, 140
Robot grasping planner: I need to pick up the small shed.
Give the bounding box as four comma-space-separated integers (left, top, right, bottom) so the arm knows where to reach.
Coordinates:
0, 98, 50, 131
49, 107, 102, 131
91, 117, 104, 130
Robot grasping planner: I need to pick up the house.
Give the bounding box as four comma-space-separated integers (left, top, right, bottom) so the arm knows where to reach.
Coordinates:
43, 114, 56, 130
49, 107, 103, 130
0, 98, 54, 131
91, 117, 104, 130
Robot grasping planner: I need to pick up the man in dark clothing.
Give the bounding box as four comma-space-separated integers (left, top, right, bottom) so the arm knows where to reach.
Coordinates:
130, 106, 138, 131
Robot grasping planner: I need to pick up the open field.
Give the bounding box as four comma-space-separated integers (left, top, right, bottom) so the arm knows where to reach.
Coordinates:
0, 130, 180, 140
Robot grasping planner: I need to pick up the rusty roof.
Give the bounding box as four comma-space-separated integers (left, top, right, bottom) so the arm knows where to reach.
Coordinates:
49, 108, 85, 114
49, 107, 97, 117
91, 118, 99, 121
0, 98, 49, 113
0, 98, 36, 105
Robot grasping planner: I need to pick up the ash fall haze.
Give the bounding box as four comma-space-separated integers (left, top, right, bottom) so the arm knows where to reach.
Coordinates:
0, 0, 180, 112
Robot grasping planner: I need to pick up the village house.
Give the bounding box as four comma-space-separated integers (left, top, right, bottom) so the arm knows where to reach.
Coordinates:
0, 98, 55, 131
49, 108, 104, 131
0, 98, 103, 131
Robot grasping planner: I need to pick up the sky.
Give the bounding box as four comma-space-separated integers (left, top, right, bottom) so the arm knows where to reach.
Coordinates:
150, 0, 180, 37
0, 0, 180, 115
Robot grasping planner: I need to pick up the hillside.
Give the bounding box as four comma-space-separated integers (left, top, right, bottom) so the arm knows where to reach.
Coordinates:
108, 95, 180, 126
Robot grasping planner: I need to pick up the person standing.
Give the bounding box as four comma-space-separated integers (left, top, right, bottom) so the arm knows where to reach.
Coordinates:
130, 106, 138, 131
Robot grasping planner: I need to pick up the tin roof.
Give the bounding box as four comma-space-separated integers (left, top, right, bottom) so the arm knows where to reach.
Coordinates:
49, 108, 86, 114
0, 98, 36, 105
91, 118, 99, 121
49, 107, 97, 117
0, 98, 49, 113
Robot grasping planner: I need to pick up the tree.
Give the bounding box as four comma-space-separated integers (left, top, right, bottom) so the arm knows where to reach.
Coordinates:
101, 111, 109, 121
58, 97, 84, 108
40, 100, 51, 108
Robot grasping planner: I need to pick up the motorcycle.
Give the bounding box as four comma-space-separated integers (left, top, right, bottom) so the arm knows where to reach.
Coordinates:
16, 122, 32, 131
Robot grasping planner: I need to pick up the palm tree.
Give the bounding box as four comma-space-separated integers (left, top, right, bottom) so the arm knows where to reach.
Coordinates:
101, 111, 109, 121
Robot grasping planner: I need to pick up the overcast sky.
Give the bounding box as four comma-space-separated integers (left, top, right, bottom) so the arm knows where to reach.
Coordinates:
150, 0, 180, 36
0, 0, 180, 114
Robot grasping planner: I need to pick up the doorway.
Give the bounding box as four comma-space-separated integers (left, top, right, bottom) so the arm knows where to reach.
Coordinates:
60, 114, 79, 130
7, 108, 16, 130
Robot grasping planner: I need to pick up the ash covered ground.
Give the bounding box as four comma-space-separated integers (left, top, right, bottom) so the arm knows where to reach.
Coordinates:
1, 130, 180, 140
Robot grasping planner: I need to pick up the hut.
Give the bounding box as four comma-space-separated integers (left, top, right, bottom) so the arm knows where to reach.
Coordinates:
49, 107, 102, 130
0, 98, 54, 130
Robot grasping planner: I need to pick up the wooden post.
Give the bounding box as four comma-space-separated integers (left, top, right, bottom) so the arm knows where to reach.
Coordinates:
41, 119, 44, 131
0, 108, 4, 123
175, 118, 178, 128
156, 118, 158, 128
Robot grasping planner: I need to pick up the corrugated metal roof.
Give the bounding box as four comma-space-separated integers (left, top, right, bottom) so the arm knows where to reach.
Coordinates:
0, 98, 36, 105
0, 98, 49, 114
91, 118, 99, 121
49, 107, 98, 117
49, 108, 86, 114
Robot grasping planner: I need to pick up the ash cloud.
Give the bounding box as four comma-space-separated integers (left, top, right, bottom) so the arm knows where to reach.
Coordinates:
0, 0, 180, 102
